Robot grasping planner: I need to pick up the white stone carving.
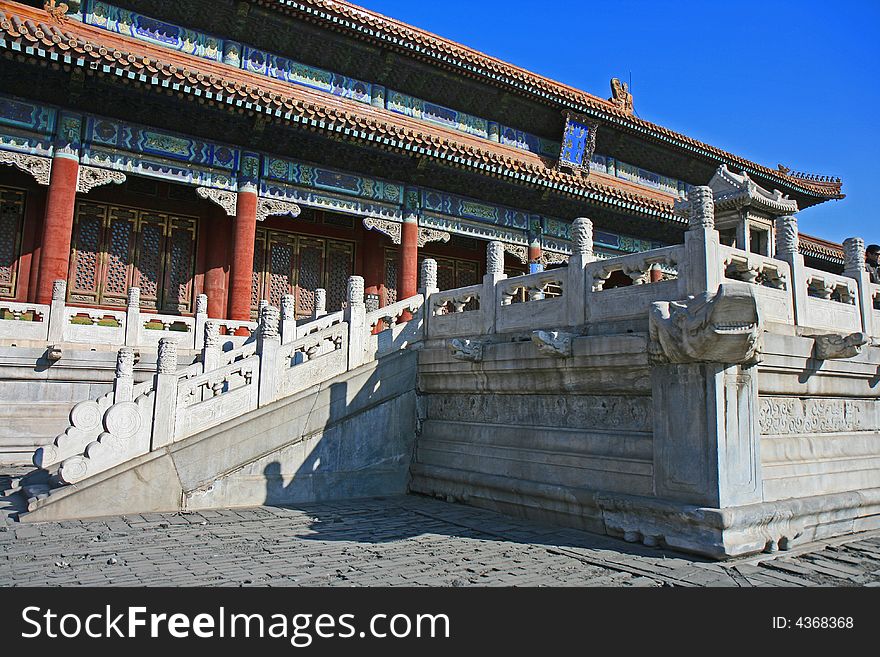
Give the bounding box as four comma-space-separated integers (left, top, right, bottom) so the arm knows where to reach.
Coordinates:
448, 338, 484, 362
540, 251, 569, 267
531, 330, 574, 358
127, 286, 140, 308
347, 276, 365, 306
260, 305, 280, 340
759, 397, 870, 435
0, 151, 51, 185
115, 348, 135, 379
257, 197, 301, 222
52, 280, 66, 301
843, 237, 865, 275
687, 186, 715, 230
418, 228, 451, 247
775, 216, 799, 257
157, 338, 178, 374
427, 393, 652, 432
421, 258, 438, 291
809, 332, 868, 360
204, 322, 221, 350
76, 166, 126, 194
503, 244, 528, 264
195, 294, 208, 315
281, 294, 296, 321
571, 217, 594, 256
315, 288, 327, 314
196, 187, 238, 216
487, 241, 505, 275
648, 283, 763, 365
363, 217, 402, 244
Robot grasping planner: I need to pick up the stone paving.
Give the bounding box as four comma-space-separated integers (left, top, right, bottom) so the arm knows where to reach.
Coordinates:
2, 469, 880, 587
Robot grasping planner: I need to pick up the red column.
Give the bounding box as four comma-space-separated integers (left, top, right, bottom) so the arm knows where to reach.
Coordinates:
528, 239, 543, 273
398, 217, 418, 300
205, 209, 230, 319
362, 229, 386, 333
35, 155, 79, 304
227, 189, 258, 322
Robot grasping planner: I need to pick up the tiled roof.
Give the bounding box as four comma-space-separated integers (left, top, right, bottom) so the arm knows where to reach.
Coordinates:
800, 233, 845, 264
0, 1, 681, 220
257, 0, 843, 201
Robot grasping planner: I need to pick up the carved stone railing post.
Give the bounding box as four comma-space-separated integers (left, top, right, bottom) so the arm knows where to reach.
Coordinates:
124, 286, 141, 346
257, 304, 281, 407
682, 186, 722, 298
774, 215, 808, 328
113, 347, 135, 403
484, 241, 507, 334
193, 293, 208, 350
202, 321, 222, 387
344, 276, 366, 370
47, 280, 67, 343
420, 258, 439, 337
280, 294, 296, 343
151, 338, 179, 450
843, 237, 872, 335
314, 288, 327, 319
568, 217, 594, 325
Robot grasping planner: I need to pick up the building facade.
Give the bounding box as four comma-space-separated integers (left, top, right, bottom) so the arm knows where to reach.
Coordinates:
0, 0, 846, 324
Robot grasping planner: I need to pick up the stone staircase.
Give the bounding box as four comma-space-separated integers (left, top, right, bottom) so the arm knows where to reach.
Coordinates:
11, 274, 430, 523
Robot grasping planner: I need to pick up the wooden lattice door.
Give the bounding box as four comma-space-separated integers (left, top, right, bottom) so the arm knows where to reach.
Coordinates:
68, 201, 197, 312
0, 187, 25, 299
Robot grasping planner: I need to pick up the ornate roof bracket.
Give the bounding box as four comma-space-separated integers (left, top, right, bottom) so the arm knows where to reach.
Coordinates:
257, 197, 301, 222
540, 251, 569, 267
77, 166, 126, 194
0, 151, 51, 185
363, 217, 402, 244
196, 187, 238, 216
503, 244, 528, 264
417, 228, 451, 248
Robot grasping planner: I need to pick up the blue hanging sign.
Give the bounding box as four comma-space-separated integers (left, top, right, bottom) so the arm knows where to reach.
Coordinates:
557, 112, 598, 175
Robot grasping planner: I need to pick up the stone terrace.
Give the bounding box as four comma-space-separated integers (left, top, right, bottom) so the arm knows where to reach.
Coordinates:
2, 470, 879, 587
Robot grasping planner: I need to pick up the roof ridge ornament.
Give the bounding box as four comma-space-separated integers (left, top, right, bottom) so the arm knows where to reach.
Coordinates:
43, 1, 70, 24
609, 78, 634, 115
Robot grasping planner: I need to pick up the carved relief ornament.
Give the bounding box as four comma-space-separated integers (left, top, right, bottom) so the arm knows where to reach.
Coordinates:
77, 166, 126, 194
196, 187, 238, 216
0, 151, 52, 185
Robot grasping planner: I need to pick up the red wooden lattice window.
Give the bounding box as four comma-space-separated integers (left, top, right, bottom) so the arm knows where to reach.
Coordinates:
0, 186, 25, 299
251, 228, 354, 319
68, 201, 197, 312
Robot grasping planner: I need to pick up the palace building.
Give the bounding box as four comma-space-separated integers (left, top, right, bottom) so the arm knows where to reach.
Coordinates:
5, 1, 878, 560
0, 0, 846, 322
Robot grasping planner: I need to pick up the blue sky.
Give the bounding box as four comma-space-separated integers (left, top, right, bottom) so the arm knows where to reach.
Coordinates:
357, 0, 879, 245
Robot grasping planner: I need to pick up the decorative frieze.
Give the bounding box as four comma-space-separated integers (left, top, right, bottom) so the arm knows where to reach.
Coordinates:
426, 393, 652, 432
760, 397, 874, 435
540, 251, 569, 267
196, 187, 238, 216
76, 166, 126, 194
0, 151, 51, 185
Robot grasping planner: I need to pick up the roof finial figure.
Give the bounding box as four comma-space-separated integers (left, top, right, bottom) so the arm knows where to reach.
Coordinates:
43, 1, 70, 23
609, 78, 634, 114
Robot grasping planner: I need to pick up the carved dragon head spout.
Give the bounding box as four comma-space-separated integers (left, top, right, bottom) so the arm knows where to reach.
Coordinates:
648, 283, 763, 365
